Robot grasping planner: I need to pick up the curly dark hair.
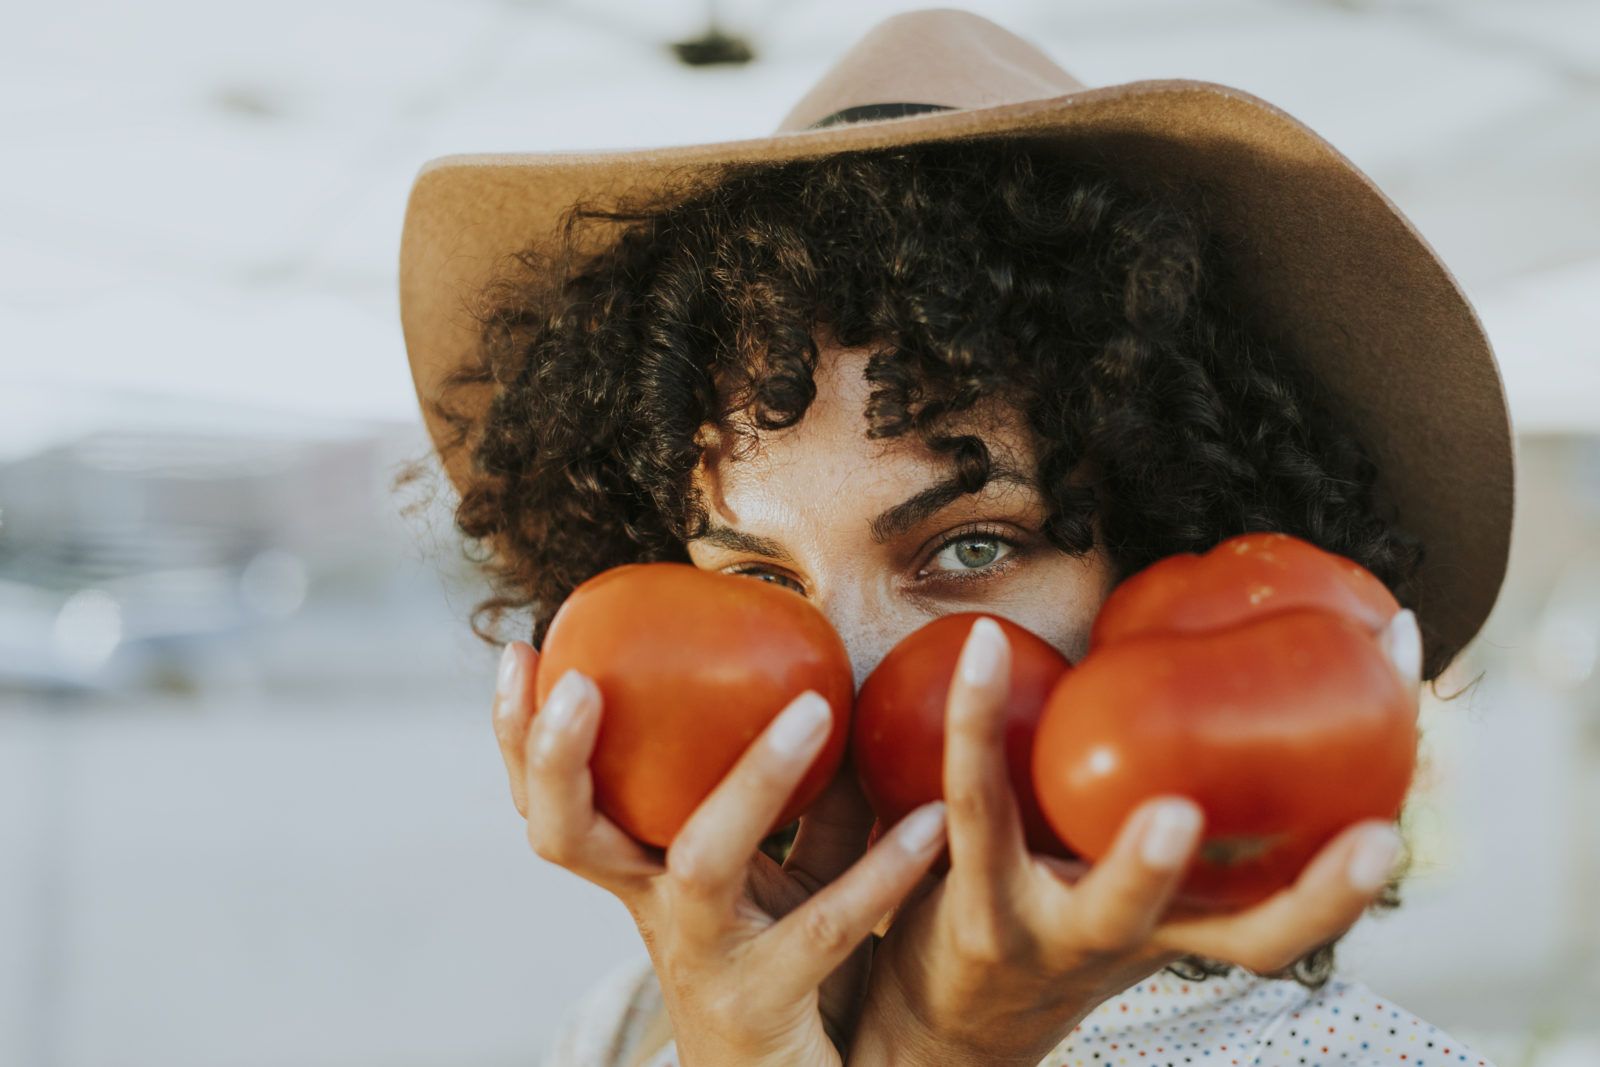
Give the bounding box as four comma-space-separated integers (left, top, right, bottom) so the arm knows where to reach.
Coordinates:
422, 134, 1429, 989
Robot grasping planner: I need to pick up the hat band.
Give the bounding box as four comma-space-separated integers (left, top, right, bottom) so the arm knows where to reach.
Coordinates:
806, 102, 956, 130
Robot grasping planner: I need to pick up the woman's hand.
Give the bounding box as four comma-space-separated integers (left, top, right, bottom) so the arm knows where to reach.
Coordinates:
849, 615, 1417, 1067
491, 641, 945, 1066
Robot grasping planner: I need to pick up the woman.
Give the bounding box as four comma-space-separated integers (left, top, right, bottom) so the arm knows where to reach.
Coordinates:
399, 10, 1511, 1066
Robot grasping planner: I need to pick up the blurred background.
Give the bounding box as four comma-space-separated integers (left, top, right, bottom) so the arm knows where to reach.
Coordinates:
2, 0, 1597, 1064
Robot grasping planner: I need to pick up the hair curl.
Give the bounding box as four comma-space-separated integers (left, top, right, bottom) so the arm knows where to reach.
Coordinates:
422, 135, 1432, 989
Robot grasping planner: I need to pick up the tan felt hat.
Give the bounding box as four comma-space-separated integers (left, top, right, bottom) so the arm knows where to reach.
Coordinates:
399, 7, 1515, 664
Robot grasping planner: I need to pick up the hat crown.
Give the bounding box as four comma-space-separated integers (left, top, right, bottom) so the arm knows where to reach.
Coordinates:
775, 9, 1087, 133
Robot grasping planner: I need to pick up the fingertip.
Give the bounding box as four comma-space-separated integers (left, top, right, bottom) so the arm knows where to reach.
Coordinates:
893, 801, 948, 855
1224, 821, 1401, 935
1380, 609, 1423, 688
495, 642, 527, 716
549, 666, 600, 710
528, 668, 601, 767
1156, 820, 1407, 973
1137, 797, 1204, 872
767, 690, 831, 758
957, 616, 1010, 689
1062, 798, 1203, 943
1344, 822, 1403, 894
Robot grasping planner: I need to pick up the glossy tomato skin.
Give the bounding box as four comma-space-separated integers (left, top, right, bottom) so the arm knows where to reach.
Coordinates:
1033, 610, 1416, 910
854, 612, 1073, 857
533, 563, 854, 849
1091, 532, 1400, 649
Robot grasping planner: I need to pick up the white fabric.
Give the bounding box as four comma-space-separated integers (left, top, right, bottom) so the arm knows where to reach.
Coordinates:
541, 955, 663, 1067
544, 954, 1494, 1067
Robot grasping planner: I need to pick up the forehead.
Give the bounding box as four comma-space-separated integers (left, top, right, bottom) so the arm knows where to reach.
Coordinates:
692, 343, 1040, 519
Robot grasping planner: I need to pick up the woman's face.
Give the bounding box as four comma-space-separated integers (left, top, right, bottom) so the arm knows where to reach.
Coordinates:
688, 342, 1117, 686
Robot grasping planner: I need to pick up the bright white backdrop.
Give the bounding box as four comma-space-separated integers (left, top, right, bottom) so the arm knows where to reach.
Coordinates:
2, 2, 1598, 1065
2, 0, 1597, 441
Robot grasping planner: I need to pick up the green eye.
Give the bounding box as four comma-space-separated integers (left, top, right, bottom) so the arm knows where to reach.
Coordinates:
729, 568, 806, 595
930, 534, 1013, 574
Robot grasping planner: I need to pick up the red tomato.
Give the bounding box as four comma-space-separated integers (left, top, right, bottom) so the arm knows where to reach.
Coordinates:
854, 612, 1073, 857
534, 563, 854, 849
1091, 532, 1400, 648
1034, 534, 1415, 910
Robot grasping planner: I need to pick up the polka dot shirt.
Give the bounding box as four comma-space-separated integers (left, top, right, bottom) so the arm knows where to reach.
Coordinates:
1038, 965, 1492, 1067
548, 956, 1494, 1067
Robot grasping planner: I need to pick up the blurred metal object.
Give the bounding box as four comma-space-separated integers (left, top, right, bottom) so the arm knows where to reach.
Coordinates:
0, 429, 377, 693
671, 27, 755, 66
671, 0, 755, 66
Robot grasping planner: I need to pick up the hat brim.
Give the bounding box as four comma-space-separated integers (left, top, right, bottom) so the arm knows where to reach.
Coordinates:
399, 78, 1514, 664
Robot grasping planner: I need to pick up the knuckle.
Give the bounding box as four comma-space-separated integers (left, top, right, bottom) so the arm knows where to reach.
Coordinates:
951, 915, 1010, 965
1074, 911, 1144, 957
945, 781, 995, 825
492, 711, 521, 747
949, 705, 1003, 748
525, 820, 575, 865
798, 904, 851, 957
665, 846, 719, 900
526, 736, 564, 776
740, 753, 799, 798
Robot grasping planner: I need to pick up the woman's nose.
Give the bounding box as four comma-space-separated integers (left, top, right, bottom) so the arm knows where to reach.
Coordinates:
812, 592, 919, 691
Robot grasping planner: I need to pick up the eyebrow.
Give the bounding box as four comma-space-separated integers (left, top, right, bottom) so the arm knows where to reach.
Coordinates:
693, 461, 1036, 562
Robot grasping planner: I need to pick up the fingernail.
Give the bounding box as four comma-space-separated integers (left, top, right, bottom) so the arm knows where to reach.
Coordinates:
540, 668, 592, 734
1346, 825, 1402, 892
768, 692, 830, 757
897, 802, 948, 853
958, 617, 1005, 686
1141, 799, 1202, 870
496, 644, 522, 713
1380, 609, 1422, 687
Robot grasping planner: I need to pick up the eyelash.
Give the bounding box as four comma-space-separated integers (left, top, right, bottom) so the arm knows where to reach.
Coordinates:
921, 524, 1025, 584
726, 524, 1025, 594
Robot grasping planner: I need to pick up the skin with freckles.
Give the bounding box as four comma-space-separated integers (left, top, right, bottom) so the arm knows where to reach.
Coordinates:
488, 337, 1420, 1067
686, 342, 1117, 686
